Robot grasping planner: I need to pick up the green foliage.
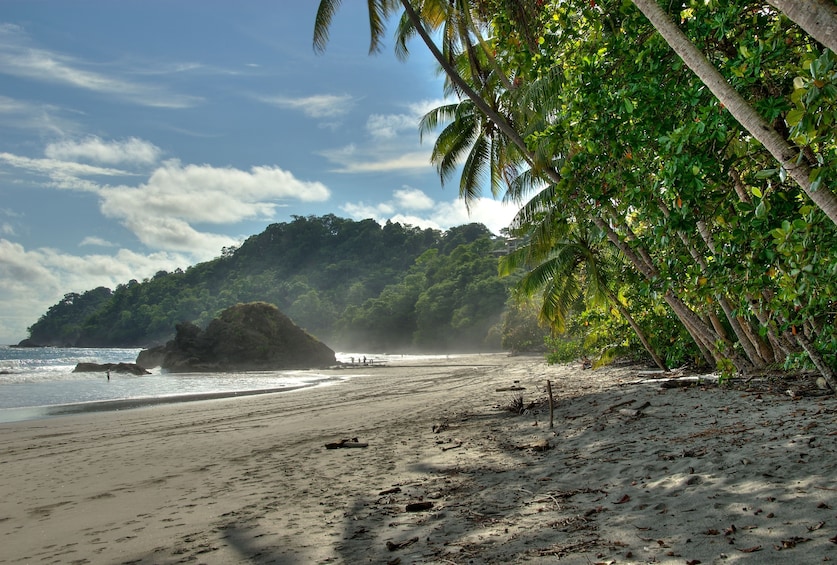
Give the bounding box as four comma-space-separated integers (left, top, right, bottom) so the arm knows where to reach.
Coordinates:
25, 216, 514, 353
544, 334, 584, 364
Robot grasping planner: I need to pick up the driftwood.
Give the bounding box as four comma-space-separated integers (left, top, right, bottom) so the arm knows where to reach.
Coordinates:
496, 386, 526, 392
432, 420, 449, 433
618, 401, 651, 419
379, 486, 401, 495
405, 502, 434, 512
635, 366, 687, 379
604, 399, 636, 413
324, 438, 369, 449
386, 536, 419, 551
441, 442, 462, 452
514, 439, 550, 452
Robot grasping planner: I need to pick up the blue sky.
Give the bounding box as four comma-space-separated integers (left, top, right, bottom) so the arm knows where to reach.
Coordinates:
0, 1, 517, 344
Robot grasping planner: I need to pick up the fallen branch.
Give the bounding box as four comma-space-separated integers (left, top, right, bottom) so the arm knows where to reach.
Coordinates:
405, 502, 434, 512
603, 399, 636, 414
386, 536, 419, 551
325, 438, 369, 449
441, 442, 463, 452
619, 401, 651, 419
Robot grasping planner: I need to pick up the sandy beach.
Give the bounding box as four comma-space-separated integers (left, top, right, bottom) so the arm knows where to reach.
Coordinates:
1, 353, 836, 564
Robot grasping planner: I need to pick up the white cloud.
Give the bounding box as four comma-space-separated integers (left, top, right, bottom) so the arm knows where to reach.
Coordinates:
393, 187, 434, 210
366, 113, 417, 140
0, 152, 132, 190
79, 236, 116, 247
324, 149, 432, 173
0, 238, 191, 343
0, 96, 80, 137
45, 137, 162, 166
0, 24, 201, 108
258, 93, 354, 118
96, 160, 330, 254
340, 188, 517, 235
320, 99, 455, 174
1, 148, 332, 256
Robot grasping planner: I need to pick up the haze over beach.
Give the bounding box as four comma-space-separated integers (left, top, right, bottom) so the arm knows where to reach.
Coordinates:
0, 2, 517, 345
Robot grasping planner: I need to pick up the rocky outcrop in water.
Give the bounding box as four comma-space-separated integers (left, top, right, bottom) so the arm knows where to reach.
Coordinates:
137, 302, 336, 372
73, 362, 150, 375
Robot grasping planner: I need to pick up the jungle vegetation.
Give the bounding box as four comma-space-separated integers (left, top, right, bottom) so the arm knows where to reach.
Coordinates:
24, 216, 518, 353
314, 0, 837, 383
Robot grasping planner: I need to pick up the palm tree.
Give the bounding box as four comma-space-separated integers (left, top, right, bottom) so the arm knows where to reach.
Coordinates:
500, 213, 668, 371
314, 0, 530, 158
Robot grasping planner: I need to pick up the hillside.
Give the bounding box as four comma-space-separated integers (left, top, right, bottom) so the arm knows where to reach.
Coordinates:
23, 215, 513, 352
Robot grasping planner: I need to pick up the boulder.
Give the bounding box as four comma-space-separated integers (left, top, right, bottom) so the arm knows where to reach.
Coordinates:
142, 302, 336, 372
136, 345, 167, 369
73, 362, 150, 375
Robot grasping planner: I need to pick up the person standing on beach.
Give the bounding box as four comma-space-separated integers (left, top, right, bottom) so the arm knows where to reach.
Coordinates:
106, 369, 110, 381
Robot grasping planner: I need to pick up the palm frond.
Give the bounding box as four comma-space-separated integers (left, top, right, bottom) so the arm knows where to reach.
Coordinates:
312, 0, 344, 53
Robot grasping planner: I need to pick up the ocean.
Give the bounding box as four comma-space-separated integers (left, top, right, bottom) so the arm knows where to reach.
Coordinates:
0, 346, 396, 424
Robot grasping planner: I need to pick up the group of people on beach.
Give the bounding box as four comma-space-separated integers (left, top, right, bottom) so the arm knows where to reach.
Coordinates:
348, 356, 373, 366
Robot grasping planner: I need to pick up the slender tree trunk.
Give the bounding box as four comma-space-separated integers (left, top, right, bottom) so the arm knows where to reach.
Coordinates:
605, 287, 669, 371
591, 214, 753, 370
659, 198, 766, 367
767, 0, 837, 54
398, 0, 530, 158
795, 332, 837, 391
631, 0, 837, 226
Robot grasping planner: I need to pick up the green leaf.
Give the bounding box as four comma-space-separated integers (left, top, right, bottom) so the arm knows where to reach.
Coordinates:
755, 199, 770, 218
751, 187, 763, 198
785, 108, 805, 127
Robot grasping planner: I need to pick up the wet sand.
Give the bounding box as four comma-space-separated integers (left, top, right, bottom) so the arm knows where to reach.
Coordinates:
1, 353, 836, 564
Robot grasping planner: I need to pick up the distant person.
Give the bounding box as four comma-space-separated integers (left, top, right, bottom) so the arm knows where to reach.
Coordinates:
106, 369, 111, 381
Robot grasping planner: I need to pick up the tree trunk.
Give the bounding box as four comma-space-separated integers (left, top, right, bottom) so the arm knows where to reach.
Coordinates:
767, 0, 837, 54
795, 332, 837, 392
606, 287, 669, 371
398, 0, 530, 160
630, 0, 837, 226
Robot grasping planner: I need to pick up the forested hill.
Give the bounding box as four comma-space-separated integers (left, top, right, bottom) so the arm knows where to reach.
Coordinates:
23, 215, 512, 352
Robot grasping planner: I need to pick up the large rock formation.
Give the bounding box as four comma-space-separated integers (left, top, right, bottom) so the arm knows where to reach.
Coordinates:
73, 362, 150, 375
138, 302, 336, 372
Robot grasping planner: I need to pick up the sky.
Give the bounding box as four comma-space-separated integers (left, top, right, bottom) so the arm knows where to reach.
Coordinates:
0, 1, 518, 344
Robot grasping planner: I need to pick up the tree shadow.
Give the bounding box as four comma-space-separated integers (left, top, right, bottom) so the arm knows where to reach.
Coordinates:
328, 381, 837, 563
116, 377, 837, 564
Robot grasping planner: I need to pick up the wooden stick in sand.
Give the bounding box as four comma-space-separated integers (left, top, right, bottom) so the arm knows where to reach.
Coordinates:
547, 380, 554, 429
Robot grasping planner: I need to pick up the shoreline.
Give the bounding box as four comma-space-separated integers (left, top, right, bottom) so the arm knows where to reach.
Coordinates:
0, 380, 334, 424
2, 353, 836, 564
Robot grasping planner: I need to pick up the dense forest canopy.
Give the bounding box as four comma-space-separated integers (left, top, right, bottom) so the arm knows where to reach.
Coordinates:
23, 215, 520, 353
313, 0, 837, 384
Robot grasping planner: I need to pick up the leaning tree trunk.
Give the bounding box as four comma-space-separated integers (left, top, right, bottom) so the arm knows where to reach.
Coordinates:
591, 214, 753, 371
767, 0, 837, 54
398, 0, 530, 160
659, 198, 767, 368
605, 287, 669, 371
631, 0, 837, 227
795, 332, 837, 391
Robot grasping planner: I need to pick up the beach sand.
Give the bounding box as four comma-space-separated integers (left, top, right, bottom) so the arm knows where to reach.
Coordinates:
1, 353, 836, 564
